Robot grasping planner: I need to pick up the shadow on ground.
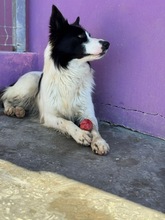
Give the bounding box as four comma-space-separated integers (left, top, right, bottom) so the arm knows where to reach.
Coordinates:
0, 105, 165, 213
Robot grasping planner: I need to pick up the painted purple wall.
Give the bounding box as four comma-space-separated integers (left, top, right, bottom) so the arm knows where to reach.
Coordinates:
27, 0, 165, 139
1, 0, 165, 140
0, 52, 38, 90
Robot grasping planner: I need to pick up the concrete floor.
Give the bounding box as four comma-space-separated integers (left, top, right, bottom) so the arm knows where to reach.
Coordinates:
1, 160, 165, 220
0, 104, 165, 215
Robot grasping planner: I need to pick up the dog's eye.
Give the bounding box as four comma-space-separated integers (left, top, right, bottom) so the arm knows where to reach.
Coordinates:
78, 34, 86, 39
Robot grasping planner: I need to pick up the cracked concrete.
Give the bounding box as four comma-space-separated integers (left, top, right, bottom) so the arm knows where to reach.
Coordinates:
0, 103, 165, 217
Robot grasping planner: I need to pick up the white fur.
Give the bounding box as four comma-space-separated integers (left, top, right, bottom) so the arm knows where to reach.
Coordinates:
2, 42, 110, 155
84, 32, 103, 56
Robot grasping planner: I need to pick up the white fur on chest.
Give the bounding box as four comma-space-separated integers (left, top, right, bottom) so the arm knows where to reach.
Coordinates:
39, 58, 95, 120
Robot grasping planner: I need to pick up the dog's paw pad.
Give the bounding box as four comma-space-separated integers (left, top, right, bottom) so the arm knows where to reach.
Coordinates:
91, 139, 110, 155
4, 107, 15, 116
15, 107, 25, 118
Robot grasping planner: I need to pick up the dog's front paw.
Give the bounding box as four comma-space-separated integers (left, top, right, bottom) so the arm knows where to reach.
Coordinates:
91, 138, 110, 155
74, 129, 92, 146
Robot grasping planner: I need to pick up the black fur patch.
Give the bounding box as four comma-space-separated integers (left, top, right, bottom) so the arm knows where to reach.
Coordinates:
49, 5, 89, 69
36, 73, 43, 96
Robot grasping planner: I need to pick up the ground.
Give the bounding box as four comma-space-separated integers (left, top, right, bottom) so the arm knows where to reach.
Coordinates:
0, 103, 165, 215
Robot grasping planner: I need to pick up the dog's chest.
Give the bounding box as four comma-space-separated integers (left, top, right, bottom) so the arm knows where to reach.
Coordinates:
51, 77, 89, 116
44, 65, 94, 119
41, 62, 94, 119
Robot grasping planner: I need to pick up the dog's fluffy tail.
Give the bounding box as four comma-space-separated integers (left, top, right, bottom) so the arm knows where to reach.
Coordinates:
1, 71, 42, 117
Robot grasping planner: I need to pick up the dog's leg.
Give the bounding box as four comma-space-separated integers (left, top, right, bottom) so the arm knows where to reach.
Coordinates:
80, 116, 110, 155
3, 98, 25, 118
42, 114, 92, 146
91, 128, 110, 155
2, 72, 41, 118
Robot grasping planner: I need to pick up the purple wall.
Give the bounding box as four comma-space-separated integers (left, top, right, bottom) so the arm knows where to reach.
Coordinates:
0, 52, 38, 90
1, 0, 165, 140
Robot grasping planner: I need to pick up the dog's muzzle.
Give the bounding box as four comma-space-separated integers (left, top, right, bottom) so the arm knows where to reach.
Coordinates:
99, 41, 110, 52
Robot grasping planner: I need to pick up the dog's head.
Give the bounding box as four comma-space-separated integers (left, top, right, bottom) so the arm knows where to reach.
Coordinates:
49, 5, 110, 68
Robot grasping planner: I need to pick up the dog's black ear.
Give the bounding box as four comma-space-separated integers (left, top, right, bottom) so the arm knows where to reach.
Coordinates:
72, 17, 80, 26
49, 5, 68, 33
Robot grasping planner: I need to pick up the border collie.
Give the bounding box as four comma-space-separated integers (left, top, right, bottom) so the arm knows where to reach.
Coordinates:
2, 5, 110, 155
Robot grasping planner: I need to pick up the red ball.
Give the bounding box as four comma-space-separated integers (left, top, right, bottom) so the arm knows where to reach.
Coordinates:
80, 119, 93, 131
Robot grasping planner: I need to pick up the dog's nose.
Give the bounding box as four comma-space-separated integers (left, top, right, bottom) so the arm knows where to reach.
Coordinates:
99, 41, 110, 50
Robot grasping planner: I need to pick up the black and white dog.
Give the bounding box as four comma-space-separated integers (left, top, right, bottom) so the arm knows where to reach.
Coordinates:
2, 5, 110, 155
